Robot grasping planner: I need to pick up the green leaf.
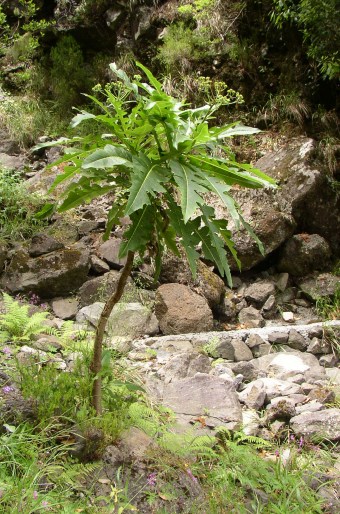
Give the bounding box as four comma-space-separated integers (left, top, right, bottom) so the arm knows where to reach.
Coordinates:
59, 184, 113, 211
71, 110, 97, 128
189, 155, 265, 189
199, 205, 233, 285
35, 202, 55, 219
136, 61, 163, 93
212, 123, 261, 139
166, 197, 200, 276
103, 204, 125, 241
202, 175, 240, 228
125, 154, 170, 216
119, 205, 155, 257
170, 160, 207, 222
82, 144, 133, 169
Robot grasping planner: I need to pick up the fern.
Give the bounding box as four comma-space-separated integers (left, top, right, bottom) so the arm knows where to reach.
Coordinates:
0, 293, 49, 343
215, 427, 271, 450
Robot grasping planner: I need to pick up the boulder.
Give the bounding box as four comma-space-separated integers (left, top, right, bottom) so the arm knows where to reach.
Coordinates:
207, 138, 339, 269
155, 283, 213, 335
76, 301, 159, 342
78, 271, 137, 307
290, 409, 340, 441
278, 234, 331, 276
0, 152, 25, 170
97, 238, 127, 269
162, 373, 242, 429
162, 352, 211, 383
244, 281, 275, 306
1, 246, 90, 298
238, 306, 264, 328
239, 378, 302, 403
51, 297, 79, 320
0, 243, 7, 272
297, 273, 340, 301
253, 351, 325, 381
28, 233, 64, 257
160, 255, 225, 310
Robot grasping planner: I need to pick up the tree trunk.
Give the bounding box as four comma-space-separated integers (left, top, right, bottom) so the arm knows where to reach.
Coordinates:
90, 250, 135, 415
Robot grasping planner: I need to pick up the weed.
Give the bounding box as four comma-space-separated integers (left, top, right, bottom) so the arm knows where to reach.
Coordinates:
203, 336, 220, 358
316, 286, 340, 321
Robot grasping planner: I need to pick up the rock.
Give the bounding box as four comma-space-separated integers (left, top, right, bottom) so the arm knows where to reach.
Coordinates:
290, 409, 340, 441
90, 255, 110, 274
268, 332, 289, 345
265, 398, 296, 422
97, 238, 127, 269
238, 382, 266, 410
282, 311, 295, 322
325, 367, 340, 384
0, 243, 7, 272
213, 338, 235, 360
287, 329, 308, 351
244, 281, 275, 306
78, 220, 101, 236
105, 7, 124, 30
278, 234, 331, 276
0, 152, 25, 170
276, 273, 289, 292
28, 233, 64, 257
119, 427, 154, 460
319, 353, 339, 368
295, 400, 324, 414
1, 246, 90, 298
229, 361, 258, 382
76, 301, 159, 342
253, 351, 324, 380
307, 387, 335, 405
307, 337, 332, 355
162, 352, 211, 383
297, 273, 340, 301
230, 339, 253, 361
78, 271, 136, 307
245, 333, 271, 357
155, 283, 213, 335
51, 297, 79, 320
160, 256, 225, 310
162, 373, 242, 429
238, 306, 264, 328
242, 410, 261, 436
261, 294, 277, 316
240, 378, 303, 404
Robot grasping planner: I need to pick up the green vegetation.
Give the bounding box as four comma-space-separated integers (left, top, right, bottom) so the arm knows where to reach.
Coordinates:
36, 61, 274, 413
271, 0, 340, 80
0, 167, 46, 242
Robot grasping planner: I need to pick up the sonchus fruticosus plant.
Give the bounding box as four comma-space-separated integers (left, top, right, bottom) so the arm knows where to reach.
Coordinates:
35, 62, 276, 413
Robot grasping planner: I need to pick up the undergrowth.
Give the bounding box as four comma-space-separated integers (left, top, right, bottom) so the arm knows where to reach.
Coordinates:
0, 167, 46, 242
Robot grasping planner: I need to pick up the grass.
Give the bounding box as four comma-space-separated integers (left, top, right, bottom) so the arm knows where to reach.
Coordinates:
0, 167, 46, 243
316, 285, 340, 321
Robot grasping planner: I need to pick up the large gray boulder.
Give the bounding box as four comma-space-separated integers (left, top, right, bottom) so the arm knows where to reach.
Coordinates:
162, 373, 242, 429
207, 138, 339, 269
155, 283, 214, 335
278, 234, 331, 276
1, 246, 90, 298
290, 409, 340, 441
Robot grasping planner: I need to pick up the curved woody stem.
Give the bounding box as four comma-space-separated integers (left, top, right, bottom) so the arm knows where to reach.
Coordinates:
90, 250, 135, 415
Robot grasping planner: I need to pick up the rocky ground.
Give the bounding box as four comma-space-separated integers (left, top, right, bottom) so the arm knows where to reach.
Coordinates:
0, 134, 339, 511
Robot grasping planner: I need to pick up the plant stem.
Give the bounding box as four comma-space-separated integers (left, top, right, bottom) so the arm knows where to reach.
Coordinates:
90, 250, 135, 415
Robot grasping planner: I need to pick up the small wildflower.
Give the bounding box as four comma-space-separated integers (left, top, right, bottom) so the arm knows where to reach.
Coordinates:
290, 434, 295, 441
41, 500, 49, 507
147, 472, 157, 487
299, 436, 304, 448
33, 491, 38, 500
2, 386, 14, 394
275, 450, 280, 457
2, 346, 11, 355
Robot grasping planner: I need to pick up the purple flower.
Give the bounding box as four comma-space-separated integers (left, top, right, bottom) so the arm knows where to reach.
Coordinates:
290, 435, 295, 441
33, 491, 38, 500
186, 468, 198, 483
2, 386, 14, 394
147, 472, 157, 487
2, 347, 11, 355
275, 450, 280, 457
299, 436, 304, 448
41, 500, 49, 508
